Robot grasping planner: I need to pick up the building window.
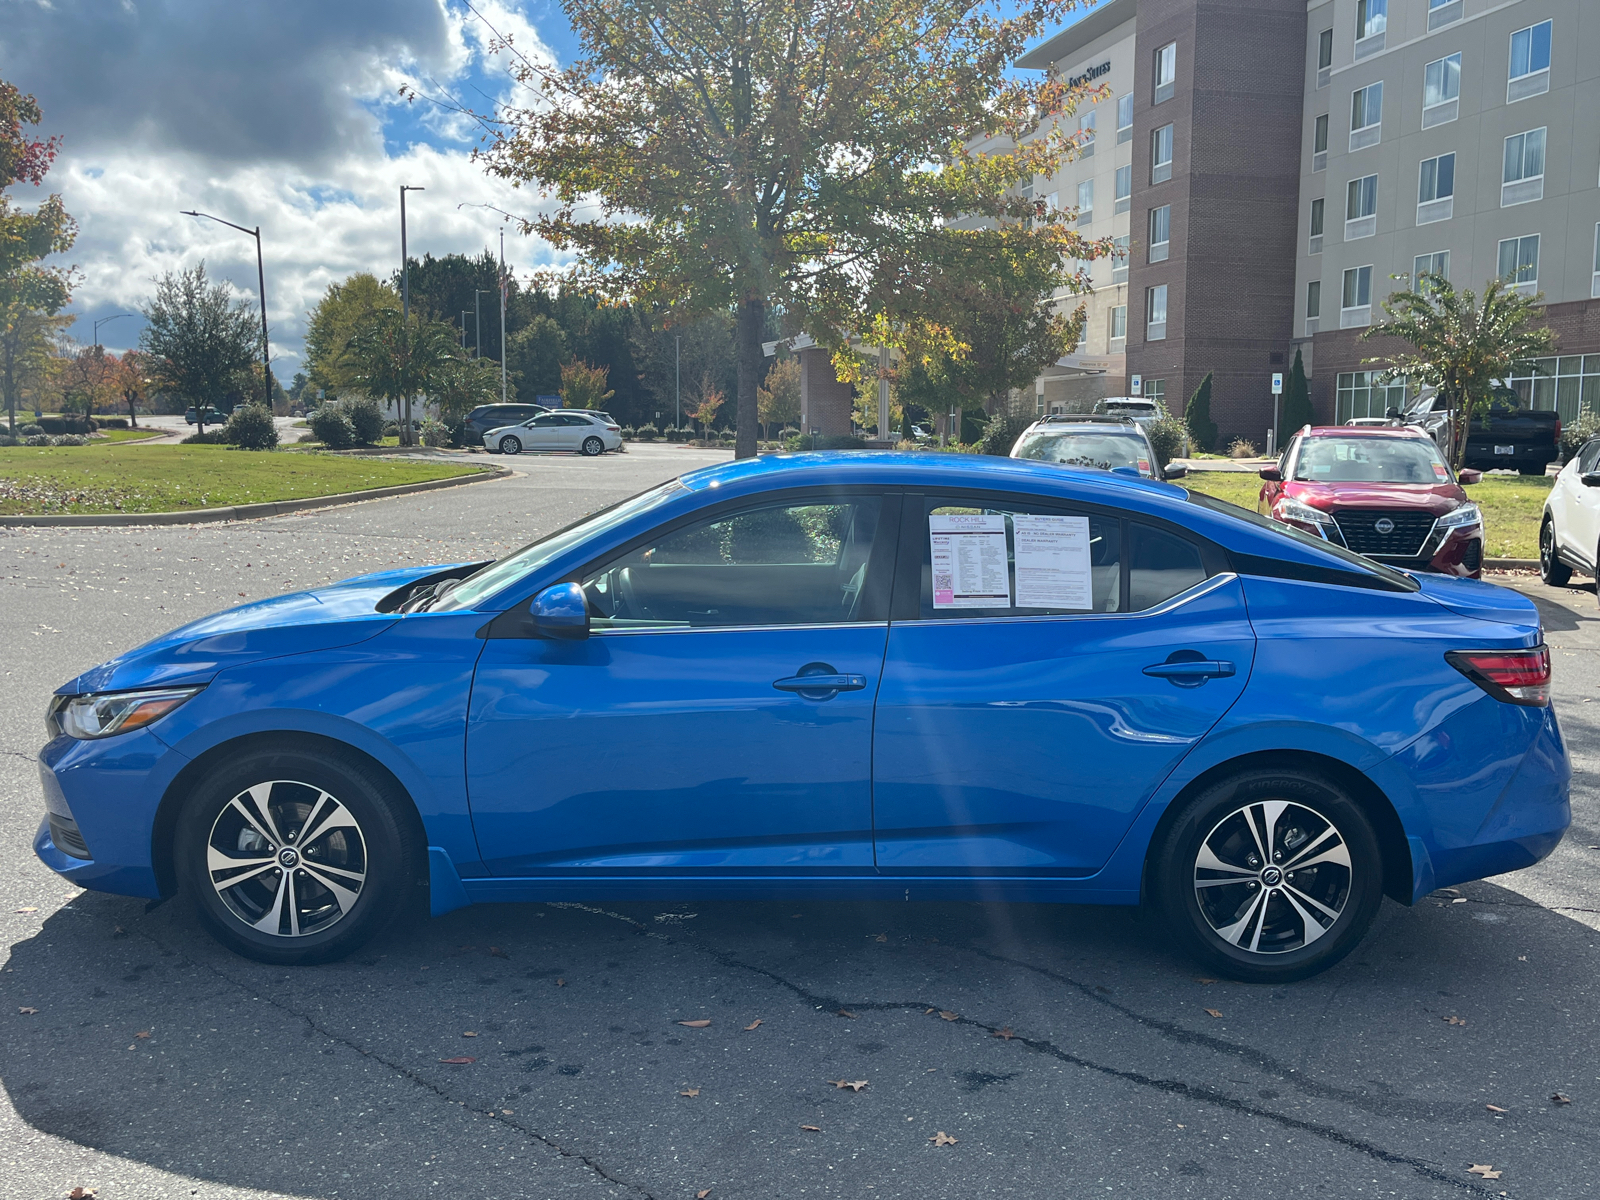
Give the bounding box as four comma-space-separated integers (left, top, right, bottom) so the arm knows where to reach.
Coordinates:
1341, 265, 1373, 327
1115, 164, 1132, 214
1143, 378, 1165, 410
1417, 152, 1454, 224
1502, 128, 1545, 206
1309, 196, 1324, 254
1151, 124, 1173, 184
1356, 0, 1386, 58
1148, 205, 1171, 263
1345, 173, 1378, 240
1497, 234, 1540, 293
1337, 372, 1409, 423
1112, 234, 1130, 283
1154, 43, 1177, 105
1306, 280, 1322, 336
1109, 305, 1127, 346
1350, 82, 1382, 151
1116, 94, 1133, 144
1508, 19, 1552, 102
1146, 284, 1168, 341
1422, 53, 1461, 127
1317, 28, 1333, 88
1077, 179, 1094, 226
1413, 251, 1449, 291
1504, 356, 1600, 421
1079, 109, 1096, 158
1428, 0, 1462, 33
1313, 113, 1329, 172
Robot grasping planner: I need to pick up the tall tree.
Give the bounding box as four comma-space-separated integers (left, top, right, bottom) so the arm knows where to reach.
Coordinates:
304, 273, 401, 399
139, 263, 259, 430
1, 79, 76, 433
757, 355, 800, 437
505, 314, 566, 400
113, 348, 152, 427
344, 308, 458, 437
1184, 373, 1217, 454
431, 352, 503, 424
631, 311, 737, 431
1363, 274, 1554, 467
480, 0, 1100, 459
1280, 348, 1313, 436
398, 251, 506, 362
559, 359, 615, 410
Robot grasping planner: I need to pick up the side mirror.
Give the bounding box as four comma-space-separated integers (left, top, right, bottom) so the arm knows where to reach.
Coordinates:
1457, 468, 1483, 485
529, 582, 590, 640
1258, 466, 1282, 482
1582, 472, 1600, 489
1162, 463, 1189, 480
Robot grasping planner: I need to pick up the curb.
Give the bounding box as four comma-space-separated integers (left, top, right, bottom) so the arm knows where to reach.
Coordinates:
1485, 558, 1539, 570
0, 466, 511, 529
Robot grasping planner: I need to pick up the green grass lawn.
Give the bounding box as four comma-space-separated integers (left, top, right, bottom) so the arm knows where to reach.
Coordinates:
1179, 469, 1552, 560
98, 428, 168, 443
0, 444, 482, 515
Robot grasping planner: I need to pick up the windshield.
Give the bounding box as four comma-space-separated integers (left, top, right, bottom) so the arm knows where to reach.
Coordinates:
1294, 437, 1449, 483
432, 479, 689, 611
1186, 491, 1418, 590
1014, 431, 1150, 473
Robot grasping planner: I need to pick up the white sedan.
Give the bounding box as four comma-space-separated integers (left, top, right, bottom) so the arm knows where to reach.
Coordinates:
1540, 433, 1600, 602
485, 410, 622, 456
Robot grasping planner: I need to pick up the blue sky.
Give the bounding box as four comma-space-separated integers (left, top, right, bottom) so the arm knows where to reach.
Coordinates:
1, 0, 1094, 371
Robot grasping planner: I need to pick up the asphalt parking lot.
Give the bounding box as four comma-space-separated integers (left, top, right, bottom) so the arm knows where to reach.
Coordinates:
2, 445, 1597, 1200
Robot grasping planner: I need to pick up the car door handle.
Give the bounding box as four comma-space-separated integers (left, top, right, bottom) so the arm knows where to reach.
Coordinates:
1143, 659, 1236, 686
773, 673, 867, 694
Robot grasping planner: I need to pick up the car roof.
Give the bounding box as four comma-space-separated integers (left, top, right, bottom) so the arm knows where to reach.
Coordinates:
1302, 426, 1435, 440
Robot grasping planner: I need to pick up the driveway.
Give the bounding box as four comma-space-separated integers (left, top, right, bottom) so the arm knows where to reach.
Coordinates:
1, 449, 1595, 1199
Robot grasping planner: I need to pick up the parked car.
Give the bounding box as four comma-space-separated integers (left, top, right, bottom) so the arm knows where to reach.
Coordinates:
1010, 415, 1186, 481
1465, 401, 1561, 476
485, 410, 622, 456
1539, 434, 1600, 601
462, 403, 547, 446
1258, 427, 1485, 578
185, 406, 224, 425
34, 454, 1566, 981
1092, 397, 1162, 427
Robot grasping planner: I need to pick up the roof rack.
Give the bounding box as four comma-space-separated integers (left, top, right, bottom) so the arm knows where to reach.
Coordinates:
1038, 414, 1137, 425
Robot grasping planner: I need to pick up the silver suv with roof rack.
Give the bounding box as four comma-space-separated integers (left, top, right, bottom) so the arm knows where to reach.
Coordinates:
1009, 414, 1187, 481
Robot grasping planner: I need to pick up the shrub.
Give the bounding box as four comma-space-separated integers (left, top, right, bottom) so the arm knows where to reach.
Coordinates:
1227, 436, 1258, 459
0, 433, 14, 447
56, 433, 87, 447
382, 421, 401, 438
620, 426, 636, 440
181, 429, 229, 445
1144, 416, 1186, 467
1560, 410, 1600, 460
1185, 373, 1218, 453
223, 404, 279, 450
19, 423, 45, 438
342, 395, 385, 445
785, 432, 866, 451
978, 412, 1031, 456
24, 434, 51, 447
308, 406, 356, 449
636, 424, 660, 441
419, 417, 452, 448
98, 417, 130, 430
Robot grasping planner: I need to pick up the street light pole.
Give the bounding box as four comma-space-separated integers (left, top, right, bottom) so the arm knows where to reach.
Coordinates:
674, 334, 681, 432
179, 210, 271, 410
91, 312, 131, 352
399, 185, 425, 445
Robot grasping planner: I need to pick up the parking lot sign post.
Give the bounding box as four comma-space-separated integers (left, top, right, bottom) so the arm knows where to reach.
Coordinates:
1270, 371, 1284, 455
1130, 374, 1142, 397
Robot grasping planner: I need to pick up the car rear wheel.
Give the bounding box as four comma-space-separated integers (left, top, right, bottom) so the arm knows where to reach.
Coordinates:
176, 745, 421, 965
580, 435, 605, 457
1151, 766, 1384, 982
499, 435, 522, 455
1539, 516, 1571, 586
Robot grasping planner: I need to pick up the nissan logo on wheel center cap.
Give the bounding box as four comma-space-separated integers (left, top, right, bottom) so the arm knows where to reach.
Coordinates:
1374, 517, 1395, 534
1260, 865, 1283, 887
278, 847, 300, 868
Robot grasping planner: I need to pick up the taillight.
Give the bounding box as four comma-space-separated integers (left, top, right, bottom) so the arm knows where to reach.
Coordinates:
1446, 645, 1551, 706
1554, 417, 1561, 446
606, 425, 620, 431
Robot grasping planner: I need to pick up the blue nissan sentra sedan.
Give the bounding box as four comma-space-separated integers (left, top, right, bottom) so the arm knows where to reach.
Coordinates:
34, 454, 1568, 981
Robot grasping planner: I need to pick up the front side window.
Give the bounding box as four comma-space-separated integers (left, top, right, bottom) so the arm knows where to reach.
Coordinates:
1152, 124, 1174, 183
1116, 94, 1134, 142
1342, 265, 1373, 310
1419, 153, 1455, 202
1413, 251, 1450, 290
1498, 234, 1540, 290
1424, 53, 1461, 108
1351, 82, 1383, 132
1503, 128, 1546, 183
580, 496, 885, 630
1509, 20, 1552, 80
1357, 0, 1386, 40
1149, 205, 1171, 262
1346, 174, 1378, 220
1154, 43, 1177, 103
1310, 197, 1325, 237
1146, 284, 1168, 341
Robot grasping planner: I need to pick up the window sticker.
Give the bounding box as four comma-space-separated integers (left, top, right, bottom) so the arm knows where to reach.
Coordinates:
1013, 514, 1094, 610
1432, 462, 1449, 479
930, 514, 1010, 608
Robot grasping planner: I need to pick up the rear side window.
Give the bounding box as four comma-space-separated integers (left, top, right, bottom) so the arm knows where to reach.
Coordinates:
1579, 439, 1600, 474
1130, 523, 1207, 609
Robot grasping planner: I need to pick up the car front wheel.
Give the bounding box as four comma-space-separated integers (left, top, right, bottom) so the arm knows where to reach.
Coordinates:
1151, 767, 1384, 982
176, 745, 421, 965
1539, 516, 1571, 586
581, 435, 605, 457
499, 435, 522, 455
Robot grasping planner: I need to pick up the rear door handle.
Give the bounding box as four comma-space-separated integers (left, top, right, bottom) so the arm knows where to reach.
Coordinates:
773, 673, 867, 695
1143, 659, 1236, 687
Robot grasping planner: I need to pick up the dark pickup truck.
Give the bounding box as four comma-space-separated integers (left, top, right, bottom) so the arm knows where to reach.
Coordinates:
1464, 403, 1561, 475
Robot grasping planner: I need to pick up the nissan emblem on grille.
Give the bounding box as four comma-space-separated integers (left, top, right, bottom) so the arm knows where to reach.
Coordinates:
1374, 517, 1395, 534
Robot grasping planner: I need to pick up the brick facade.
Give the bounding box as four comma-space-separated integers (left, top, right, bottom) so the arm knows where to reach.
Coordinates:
798, 347, 855, 435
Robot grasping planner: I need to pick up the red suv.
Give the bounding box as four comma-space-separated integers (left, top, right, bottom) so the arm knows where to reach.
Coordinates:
1258, 427, 1485, 578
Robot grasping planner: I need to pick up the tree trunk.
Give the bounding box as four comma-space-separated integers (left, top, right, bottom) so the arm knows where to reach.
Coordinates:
126, 391, 138, 427
735, 298, 765, 460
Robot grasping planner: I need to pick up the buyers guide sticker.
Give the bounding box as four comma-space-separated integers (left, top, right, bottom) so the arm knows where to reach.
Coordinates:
930, 513, 1010, 608
1013, 513, 1093, 610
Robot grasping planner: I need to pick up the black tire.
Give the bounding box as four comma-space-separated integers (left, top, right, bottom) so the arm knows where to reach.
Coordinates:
581, 435, 605, 457
175, 745, 421, 965
1539, 516, 1571, 586
1150, 766, 1384, 983
499, 435, 522, 455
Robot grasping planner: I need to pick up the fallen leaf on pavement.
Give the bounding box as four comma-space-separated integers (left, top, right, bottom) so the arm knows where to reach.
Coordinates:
800, 1125, 820, 1132
556, 978, 566, 987
462, 1031, 478, 1037
1552, 1093, 1572, 1105
743, 1019, 762, 1031
930, 1131, 958, 1146
501, 1109, 514, 1115
1445, 1015, 1467, 1026
993, 1027, 1015, 1040
1451, 897, 1468, 904
1194, 977, 1216, 984
135, 1031, 150, 1039
18, 1007, 38, 1015
875, 934, 888, 943
1486, 1104, 1507, 1113
678, 1019, 712, 1028
938, 1011, 959, 1021
14, 907, 37, 914
1203, 1009, 1223, 1019
837, 1009, 858, 1019
924, 1007, 936, 1014
679, 1089, 700, 1098
438, 1057, 476, 1064
490, 946, 510, 959
697, 1191, 711, 1199
68, 1189, 96, 1199
1467, 1165, 1501, 1179
828, 1079, 868, 1091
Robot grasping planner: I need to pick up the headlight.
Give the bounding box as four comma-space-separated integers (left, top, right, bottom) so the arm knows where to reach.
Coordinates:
1436, 503, 1482, 530
53, 687, 203, 740
1273, 497, 1334, 526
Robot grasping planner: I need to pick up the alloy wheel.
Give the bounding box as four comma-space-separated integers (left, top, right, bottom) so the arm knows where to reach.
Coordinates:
206, 781, 368, 938
1192, 799, 1351, 955
500, 436, 522, 455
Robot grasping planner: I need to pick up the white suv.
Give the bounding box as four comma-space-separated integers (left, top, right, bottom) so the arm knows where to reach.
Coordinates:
1540, 436, 1600, 601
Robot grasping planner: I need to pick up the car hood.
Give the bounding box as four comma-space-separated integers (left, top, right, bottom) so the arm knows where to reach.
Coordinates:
1284, 480, 1467, 514
60, 563, 461, 695
1411, 572, 1541, 639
